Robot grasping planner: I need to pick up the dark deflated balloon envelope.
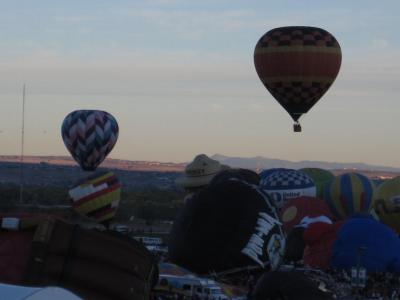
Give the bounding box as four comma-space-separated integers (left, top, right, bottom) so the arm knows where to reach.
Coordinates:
284, 227, 306, 263
169, 180, 285, 275
253, 271, 334, 300
61, 110, 119, 171
254, 26, 342, 131
210, 168, 261, 186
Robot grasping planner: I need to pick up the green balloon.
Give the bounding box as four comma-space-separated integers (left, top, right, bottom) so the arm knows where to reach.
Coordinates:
299, 168, 334, 199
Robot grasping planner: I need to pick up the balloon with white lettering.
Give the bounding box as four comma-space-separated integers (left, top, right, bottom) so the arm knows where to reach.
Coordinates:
260, 169, 316, 209
169, 180, 285, 274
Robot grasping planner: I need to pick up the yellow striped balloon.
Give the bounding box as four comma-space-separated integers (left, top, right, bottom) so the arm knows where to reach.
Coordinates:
324, 173, 374, 220
69, 171, 121, 224
373, 176, 400, 233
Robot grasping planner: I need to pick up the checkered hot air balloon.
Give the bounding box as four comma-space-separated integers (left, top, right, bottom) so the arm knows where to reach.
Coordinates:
260, 169, 316, 209
254, 26, 342, 132
69, 171, 121, 224
61, 110, 119, 171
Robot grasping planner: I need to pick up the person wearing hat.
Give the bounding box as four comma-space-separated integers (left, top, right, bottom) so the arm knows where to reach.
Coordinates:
175, 154, 229, 201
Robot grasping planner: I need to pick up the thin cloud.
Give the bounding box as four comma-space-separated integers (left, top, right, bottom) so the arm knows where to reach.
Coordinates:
52, 15, 102, 23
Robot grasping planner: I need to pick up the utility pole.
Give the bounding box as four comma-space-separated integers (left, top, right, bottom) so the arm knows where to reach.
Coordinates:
353, 246, 367, 299
19, 84, 26, 205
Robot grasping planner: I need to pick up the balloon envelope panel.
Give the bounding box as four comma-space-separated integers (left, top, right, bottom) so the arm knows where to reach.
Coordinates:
374, 176, 400, 233
69, 171, 121, 224
260, 169, 316, 209
281, 196, 333, 233
259, 168, 291, 180
299, 168, 334, 199
303, 222, 343, 270
210, 168, 260, 186
254, 26, 342, 122
169, 180, 284, 274
331, 217, 400, 273
324, 173, 374, 220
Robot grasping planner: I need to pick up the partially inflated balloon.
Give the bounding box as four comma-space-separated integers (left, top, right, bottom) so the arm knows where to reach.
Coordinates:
374, 176, 400, 233
169, 180, 285, 274
254, 26, 342, 131
324, 173, 374, 219
281, 196, 333, 233
69, 171, 121, 224
332, 216, 400, 273
300, 168, 334, 199
260, 169, 316, 209
303, 221, 343, 269
61, 110, 119, 171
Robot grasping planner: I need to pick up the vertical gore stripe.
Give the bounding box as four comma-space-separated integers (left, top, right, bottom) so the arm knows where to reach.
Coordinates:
328, 179, 344, 218
341, 174, 354, 216
358, 174, 373, 211
351, 174, 364, 212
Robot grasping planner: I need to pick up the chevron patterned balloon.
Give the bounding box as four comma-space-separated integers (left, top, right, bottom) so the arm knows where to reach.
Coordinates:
61, 110, 119, 171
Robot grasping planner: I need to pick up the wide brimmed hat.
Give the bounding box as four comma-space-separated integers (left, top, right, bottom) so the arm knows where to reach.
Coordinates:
175, 154, 229, 188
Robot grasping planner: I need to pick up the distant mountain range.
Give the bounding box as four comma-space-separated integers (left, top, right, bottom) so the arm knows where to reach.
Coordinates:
211, 154, 400, 174
0, 155, 399, 177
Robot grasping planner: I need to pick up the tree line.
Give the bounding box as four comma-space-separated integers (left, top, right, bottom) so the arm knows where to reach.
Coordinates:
0, 183, 184, 222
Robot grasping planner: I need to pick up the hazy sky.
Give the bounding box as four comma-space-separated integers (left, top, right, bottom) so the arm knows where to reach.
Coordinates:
0, 1, 399, 166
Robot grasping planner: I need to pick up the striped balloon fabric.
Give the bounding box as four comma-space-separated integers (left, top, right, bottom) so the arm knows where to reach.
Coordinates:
69, 171, 122, 224
61, 110, 119, 171
373, 176, 400, 234
254, 26, 342, 123
324, 173, 374, 220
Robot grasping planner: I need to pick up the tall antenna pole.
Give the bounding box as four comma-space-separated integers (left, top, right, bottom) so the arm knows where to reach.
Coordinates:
19, 84, 26, 204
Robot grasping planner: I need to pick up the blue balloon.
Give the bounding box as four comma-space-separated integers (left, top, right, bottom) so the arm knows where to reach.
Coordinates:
260, 169, 316, 209
332, 216, 400, 273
